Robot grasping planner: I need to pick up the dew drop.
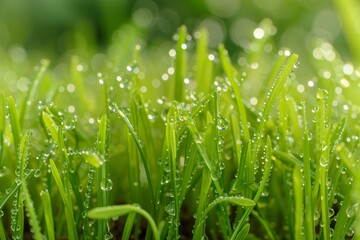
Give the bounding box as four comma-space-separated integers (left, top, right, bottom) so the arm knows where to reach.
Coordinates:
165, 201, 175, 216
101, 178, 113, 191
34, 169, 41, 178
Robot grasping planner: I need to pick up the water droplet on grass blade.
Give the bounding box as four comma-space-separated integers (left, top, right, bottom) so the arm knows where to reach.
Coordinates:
0, 166, 8, 177
34, 169, 41, 178
101, 178, 113, 191
165, 201, 175, 216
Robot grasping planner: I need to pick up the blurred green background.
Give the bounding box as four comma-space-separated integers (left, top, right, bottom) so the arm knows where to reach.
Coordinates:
1, 0, 360, 115
0, 0, 349, 59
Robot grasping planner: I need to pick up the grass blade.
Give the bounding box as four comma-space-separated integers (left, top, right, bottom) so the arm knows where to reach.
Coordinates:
7, 96, 22, 151
302, 103, 315, 240
253, 54, 298, 163
231, 136, 273, 240
333, 0, 360, 65
42, 110, 59, 145
20, 59, 49, 128
234, 223, 250, 240
194, 195, 255, 237
40, 190, 55, 240
122, 212, 136, 240
87, 204, 160, 240
50, 159, 77, 240
96, 114, 110, 239
111, 103, 155, 213
292, 166, 304, 240
195, 29, 213, 94
18, 131, 43, 240
174, 25, 187, 101
218, 44, 250, 141
165, 106, 179, 239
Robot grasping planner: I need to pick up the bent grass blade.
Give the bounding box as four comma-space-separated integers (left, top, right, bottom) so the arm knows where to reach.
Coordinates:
87, 204, 160, 240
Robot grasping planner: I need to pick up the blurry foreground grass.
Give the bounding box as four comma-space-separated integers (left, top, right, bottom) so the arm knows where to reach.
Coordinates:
1, 5, 360, 239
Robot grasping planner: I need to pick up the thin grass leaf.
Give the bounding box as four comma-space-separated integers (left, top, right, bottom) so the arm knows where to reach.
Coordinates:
80, 151, 104, 168
286, 96, 302, 151
332, 185, 356, 240
7, 96, 22, 151
234, 223, 250, 240
174, 25, 187, 101
253, 54, 298, 163
40, 190, 55, 240
193, 113, 215, 239
177, 136, 199, 203
195, 29, 213, 94
302, 102, 315, 240
312, 89, 328, 205
122, 212, 136, 240
112, 103, 155, 212
165, 106, 179, 239
319, 128, 331, 240
0, 219, 6, 240
260, 55, 287, 105
17, 131, 43, 240
252, 211, 278, 240
42, 110, 59, 145
87, 204, 160, 240
292, 166, 304, 240
0, 169, 34, 209
231, 136, 273, 240
194, 195, 255, 237
22, 181, 43, 240
96, 114, 110, 239
193, 167, 212, 240
0, 95, 5, 162
333, 0, 360, 65
218, 44, 250, 141
50, 159, 77, 240
20, 59, 49, 128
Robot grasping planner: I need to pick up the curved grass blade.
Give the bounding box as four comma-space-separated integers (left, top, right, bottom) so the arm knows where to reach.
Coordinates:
87, 204, 160, 240
42, 110, 59, 145
252, 211, 278, 240
20, 59, 50, 128
234, 223, 250, 240
218, 44, 250, 141
194, 195, 255, 237
253, 54, 298, 163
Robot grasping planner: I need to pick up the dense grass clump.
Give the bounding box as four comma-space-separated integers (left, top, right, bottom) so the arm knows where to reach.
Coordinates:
0, 21, 360, 239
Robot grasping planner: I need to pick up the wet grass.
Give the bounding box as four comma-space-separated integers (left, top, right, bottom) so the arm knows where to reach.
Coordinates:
0, 20, 360, 239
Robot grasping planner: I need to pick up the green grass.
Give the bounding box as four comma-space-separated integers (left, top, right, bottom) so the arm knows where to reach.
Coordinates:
0, 18, 360, 240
